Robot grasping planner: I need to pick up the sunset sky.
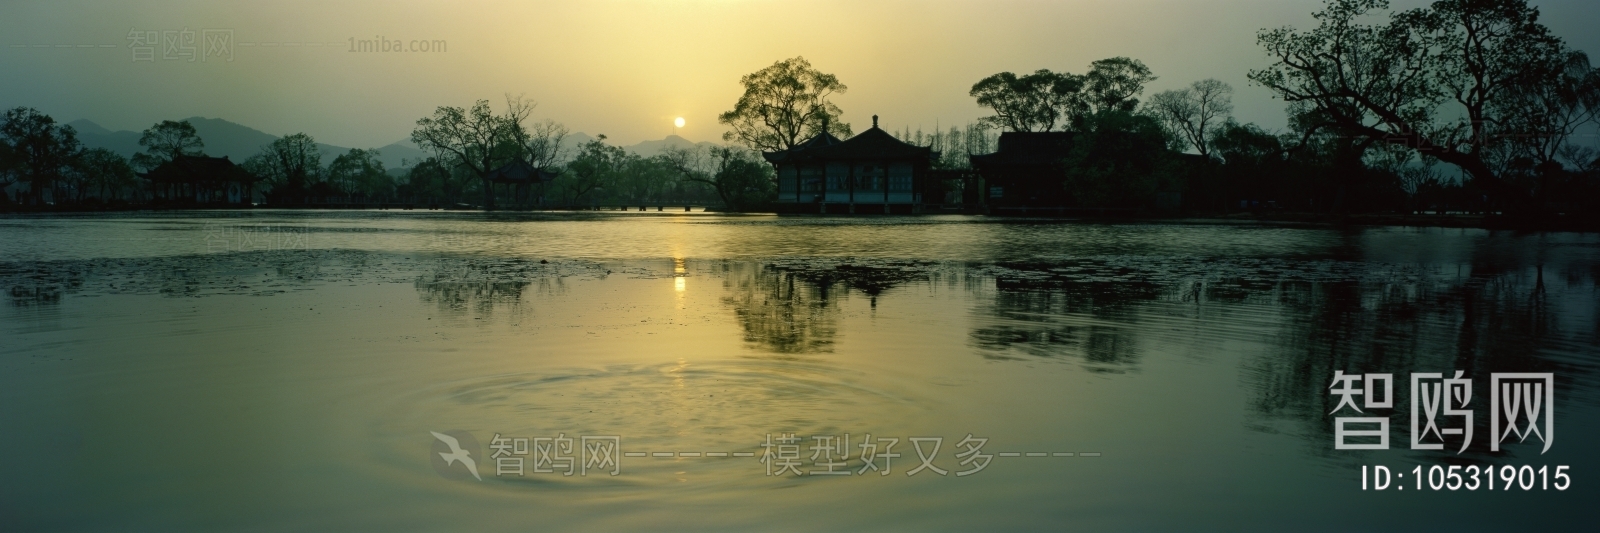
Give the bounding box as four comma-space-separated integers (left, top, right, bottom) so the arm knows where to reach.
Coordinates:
4, 0, 1599, 149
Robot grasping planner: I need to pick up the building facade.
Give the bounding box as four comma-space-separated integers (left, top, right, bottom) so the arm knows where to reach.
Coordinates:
139, 154, 260, 205
968, 132, 1076, 209
763, 116, 937, 214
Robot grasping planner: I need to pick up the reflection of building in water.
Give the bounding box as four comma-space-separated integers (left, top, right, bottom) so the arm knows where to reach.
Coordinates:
969, 284, 1151, 371
7, 284, 63, 306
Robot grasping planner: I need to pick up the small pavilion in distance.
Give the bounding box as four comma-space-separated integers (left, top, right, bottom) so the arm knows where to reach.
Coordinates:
762, 115, 937, 214
485, 159, 560, 207
138, 154, 260, 205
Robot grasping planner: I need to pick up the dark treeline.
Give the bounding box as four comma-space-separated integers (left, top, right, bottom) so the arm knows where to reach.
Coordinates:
942, 0, 1600, 217
0, 94, 776, 211
1, 107, 139, 207
5, 0, 1597, 221
403, 95, 769, 210
0, 99, 765, 210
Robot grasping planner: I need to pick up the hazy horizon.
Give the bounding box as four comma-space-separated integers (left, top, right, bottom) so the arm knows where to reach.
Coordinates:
5, 0, 1600, 149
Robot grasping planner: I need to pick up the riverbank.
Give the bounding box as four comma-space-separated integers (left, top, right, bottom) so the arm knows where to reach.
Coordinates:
4, 202, 1597, 232
1194, 211, 1600, 232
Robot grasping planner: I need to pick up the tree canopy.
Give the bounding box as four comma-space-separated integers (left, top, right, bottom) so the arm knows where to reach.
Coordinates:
719, 57, 851, 152
1085, 57, 1158, 114
70, 148, 137, 202
0, 107, 82, 203
326, 148, 388, 197
1249, 0, 1596, 209
969, 69, 1086, 132
969, 58, 1156, 133
247, 133, 322, 200
1147, 79, 1234, 158
411, 96, 565, 208
132, 120, 204, 171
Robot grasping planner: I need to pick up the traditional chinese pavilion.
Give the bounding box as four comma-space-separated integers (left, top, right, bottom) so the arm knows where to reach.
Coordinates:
138, 154, 260, 205
763, 115, 938, 214
486, 159, 560, 207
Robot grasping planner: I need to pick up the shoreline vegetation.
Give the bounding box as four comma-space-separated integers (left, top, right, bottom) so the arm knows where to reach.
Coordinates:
3, 202, 1595, 232
4, 1, 1598, 230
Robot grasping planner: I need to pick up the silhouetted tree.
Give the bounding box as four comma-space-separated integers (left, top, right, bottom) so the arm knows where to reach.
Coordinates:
248, 133, 321, 202
397, 157, 461, 205
326, 148, 389, 198
503, 95, 569, 171
894, 123, 997, 170
719, 57, 851, 152
1191, 120, 1290, 211
0, 134, 19, 198
1250, 0, 1589, 212
667, 146, 774, 210
1085, 57, 1158, 114
1147, 79, 1234, 158
969, 69, 1087, 132
73, 148, 138, 202
1493, 50, 1600, 208
557, 135, 624, 205
411, 99, 523, 209
131, 119, 204, 171
1059, 110, 1179, 208
0, 107, 81, 204
611, 154, 667, 204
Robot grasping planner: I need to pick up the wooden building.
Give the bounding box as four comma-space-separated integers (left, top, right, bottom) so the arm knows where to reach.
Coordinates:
970, 131, 1187, 214
968, 132, 1076, 209
486, 160, 559, 207
763, 115, 937, 214
138, 155, 261, 205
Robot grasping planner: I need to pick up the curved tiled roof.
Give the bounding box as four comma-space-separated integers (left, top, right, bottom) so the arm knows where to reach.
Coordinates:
137, 154, 258, 183
763, 124, 934, 164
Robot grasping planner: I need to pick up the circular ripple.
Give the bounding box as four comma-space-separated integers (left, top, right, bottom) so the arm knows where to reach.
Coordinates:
371, 359, 941, 490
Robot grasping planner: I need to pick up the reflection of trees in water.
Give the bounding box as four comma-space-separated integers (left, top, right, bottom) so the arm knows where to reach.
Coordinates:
8, 284, 63, 306
971, 251, 1597, 459
412, 258, 587, 320
1243, 262, 1594, 461
970, 279, 1157, 371
2, 260, 80, 306
720, 262, 840, 354
414, 278, 544, 319
719, 259, 931, 354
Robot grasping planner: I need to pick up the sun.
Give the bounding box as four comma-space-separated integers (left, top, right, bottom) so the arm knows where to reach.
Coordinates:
674, 117, 685, 128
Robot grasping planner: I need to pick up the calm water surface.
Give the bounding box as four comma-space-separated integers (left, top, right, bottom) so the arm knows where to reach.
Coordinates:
2, 211, 1597, 531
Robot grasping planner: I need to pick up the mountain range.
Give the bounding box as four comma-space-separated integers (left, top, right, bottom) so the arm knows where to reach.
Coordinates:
65, 117, 722, 171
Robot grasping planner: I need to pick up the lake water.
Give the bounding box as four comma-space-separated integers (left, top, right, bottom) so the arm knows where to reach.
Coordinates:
2, 211, 1596, 531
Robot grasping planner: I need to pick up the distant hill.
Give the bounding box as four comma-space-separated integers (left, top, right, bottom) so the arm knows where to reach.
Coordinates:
624, 134, 720, 158
68, 120, 142, 157
69, 117, 417, 168
370, 139, 430, 168
65, 117, 724, 173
